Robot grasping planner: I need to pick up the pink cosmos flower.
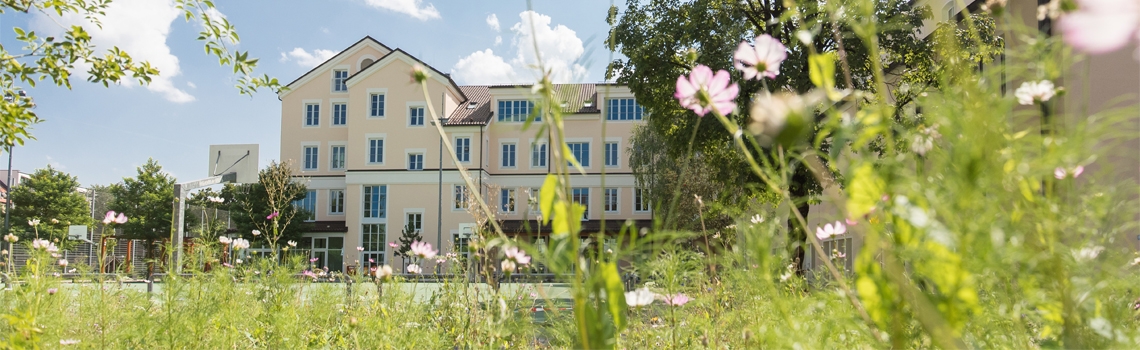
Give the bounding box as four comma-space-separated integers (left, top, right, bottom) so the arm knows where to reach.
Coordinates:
48, 288, 58, 295
102, 211, 117, 225
815, 221, 847, 241
388, 242, 399, 248
1055, 166, 1085, 179
664, 293, 691, 306
845, 218, 858, 226
115, 213, 127, 224
503, 247, 531, 265
675, 65, 739, 117
302, 270, 318, 279
266, 212, 279, 220
410, 241, 437, 259
1059, 0, 1140, 56
356, 246, 365, 252
734, 34, 787, 80
310, 257, 319, 263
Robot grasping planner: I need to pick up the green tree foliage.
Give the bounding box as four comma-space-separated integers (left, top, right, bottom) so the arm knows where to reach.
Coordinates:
395, 222, 423, 265
0, 0, 282, 148
608, 0, 931, 270
7, 166, 91, 240
106, 158, 175, 270
221, 161, 310, 249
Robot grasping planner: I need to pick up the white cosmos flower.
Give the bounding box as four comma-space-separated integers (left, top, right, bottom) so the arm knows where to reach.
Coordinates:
287, 240, 297, 247
1015, 80, 1056, 105
734, 34, 787, 80
815, 221, 847, 241
231, 238, 250, 250
406, 264, 422, 274
625, 287, 657, 307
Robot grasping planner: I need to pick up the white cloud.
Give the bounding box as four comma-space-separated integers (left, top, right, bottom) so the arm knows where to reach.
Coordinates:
486, 14, 500, 32
495, 36, 502, 46
451, 49, 517, 84
186, 81, 197, 89
280, 48, 339, 68
363, 0, 441, 20
451, 11, 589, 85
31, 0, 194, 103
46, 156, 65, 170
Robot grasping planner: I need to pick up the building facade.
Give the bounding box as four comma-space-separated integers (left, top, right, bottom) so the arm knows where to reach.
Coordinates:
279, 37, 651, 272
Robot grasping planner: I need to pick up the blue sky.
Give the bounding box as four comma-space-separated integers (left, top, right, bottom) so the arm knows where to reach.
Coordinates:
3, 0, 624, 187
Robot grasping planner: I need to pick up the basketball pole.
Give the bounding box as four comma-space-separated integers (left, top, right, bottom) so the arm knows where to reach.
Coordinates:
170, 172, 236, 274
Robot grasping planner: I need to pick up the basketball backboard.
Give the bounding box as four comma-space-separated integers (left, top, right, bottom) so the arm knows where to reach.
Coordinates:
207, 144, 259, 184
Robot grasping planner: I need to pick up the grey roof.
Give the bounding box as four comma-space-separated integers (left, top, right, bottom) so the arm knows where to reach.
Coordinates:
445, 86, 493, 126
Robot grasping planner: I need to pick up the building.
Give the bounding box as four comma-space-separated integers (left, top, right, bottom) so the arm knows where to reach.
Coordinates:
278, 37, 651, 272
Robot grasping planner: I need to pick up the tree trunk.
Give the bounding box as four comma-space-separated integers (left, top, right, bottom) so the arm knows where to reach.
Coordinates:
788, 164, 812, 276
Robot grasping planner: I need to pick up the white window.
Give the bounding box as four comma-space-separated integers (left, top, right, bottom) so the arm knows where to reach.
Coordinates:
305, 103, 320, 126
455, 137, 471, 163
497, 100, 536, 122
604, 188, 619, 213
572, 188, 589, 220
453, 185, 469, 210
369, 93, 385, 117
333, 70, 348, 92
332, 103, 347, 125
528, 187, 541, 214
531, 142, 547, 168
634, 188, 651, 212
363, 185, 387, 218
361, 224, 386, 268
501, 143, 516, 168
406, 213, 422, 233
293, 190, 317, 221
303, 146, 318, 170
568, 142, 589, 167
368, 138, 384, 164
604, 142, 619, 167
409, 106, 425, 126
500, 188, 516, 213
408, 153, 424, 170
606, 98, 644, 120
329, 189, 345, 215
330, 145, 345, 170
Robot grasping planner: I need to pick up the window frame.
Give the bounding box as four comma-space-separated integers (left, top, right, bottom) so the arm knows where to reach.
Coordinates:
453, 184, 469, 211
497, 99, 536, 122
329, 144, 346, 171
454, 136, 472, 163
406, 151, 425, 171
572, 187, 589, 221
304, 102, 321, 127
530, 141, 548, 168
500, 141, 517, 168
604, 141, 620, 168
329, 189, 345, 215
604, 188, 619, 213
331, 102, 348, 126
360, 223, 387, 269
567, 141, 590, 168
332, 69, 349, 92
366, 134, 386, 165
606, 98, 645, 121
367, 89, 388, 118
634, 188, 651, 213
302, 145, 319, 171
500, 188, 516, 213
362, 185, 388, 219
408, 104, 426, 127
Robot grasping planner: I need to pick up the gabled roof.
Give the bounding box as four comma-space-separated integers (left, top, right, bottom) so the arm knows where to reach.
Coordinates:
343, 48, 468, 104
486, 84, 606, 114
280, 36, 392, 95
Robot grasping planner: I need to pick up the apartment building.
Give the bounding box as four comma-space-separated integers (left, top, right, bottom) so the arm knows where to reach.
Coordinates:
279, 37, 651, 272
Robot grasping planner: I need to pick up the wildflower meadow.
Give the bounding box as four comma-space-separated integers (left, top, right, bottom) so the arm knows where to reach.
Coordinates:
2, 0, 1140, 349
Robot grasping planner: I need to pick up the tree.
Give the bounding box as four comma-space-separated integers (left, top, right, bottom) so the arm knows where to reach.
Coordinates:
608, 0, 931, 272
7, 165, 91, 241
0, 0, 283, 148
107, 159, 175, 273
222, 161, 310, 254
396, 222, 422, 266
186, 188, 228, 241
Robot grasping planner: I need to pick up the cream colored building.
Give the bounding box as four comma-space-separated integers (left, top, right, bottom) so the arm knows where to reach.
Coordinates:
278, 37, 651, 272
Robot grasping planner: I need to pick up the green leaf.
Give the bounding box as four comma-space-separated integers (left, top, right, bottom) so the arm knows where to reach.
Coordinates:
846, 163, 885, 219
601, 262, 628, 330
539, 174, 557, 225
808, 52, 836, 91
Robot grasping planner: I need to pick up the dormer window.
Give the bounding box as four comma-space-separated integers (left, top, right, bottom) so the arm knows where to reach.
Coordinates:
583, 100, 594, 108
467, 101, 477, 109
560, 102, 569, 108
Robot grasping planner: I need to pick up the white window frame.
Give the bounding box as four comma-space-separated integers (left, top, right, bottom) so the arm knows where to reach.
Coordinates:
405, 148, 426, 171
301, 142, 319, 171
296, 189, 317, 222
605, 98, 645, 121
453, 184, 469, 211
500, 188, 516, 214
403, 209, 424, 234
572, 187, 589, 221
328, 189, 345, 215
329, 142, 346, 171
303, 99, 322, 127
407, 102, 426, 127
454, 135, 472, 164
366, 133, 386, 165
362, 185, 388, 221
527, 187, 541, 215
604, 188, 620, 214
360, 223, 387, 268
500, 139, 518, 169
566, 138, 592, 168
367, 88, 388, 119
634, 188, 651, 213
331, 67, 349, 93
530, 140, 548, 168
331, 98, 348, 127
604, 138, 621, 168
